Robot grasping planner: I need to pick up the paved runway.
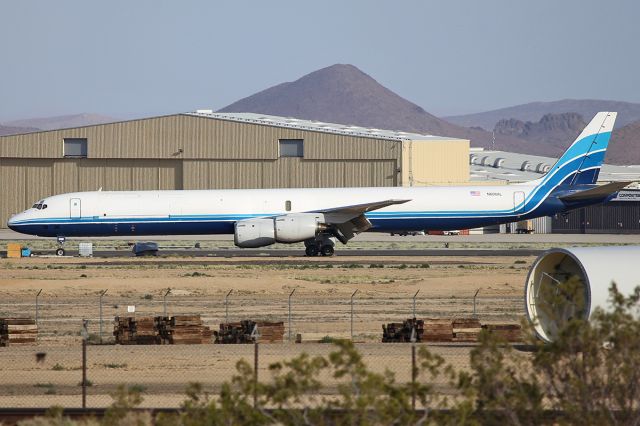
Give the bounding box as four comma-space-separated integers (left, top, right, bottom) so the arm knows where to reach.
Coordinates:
14, 247, 543, 258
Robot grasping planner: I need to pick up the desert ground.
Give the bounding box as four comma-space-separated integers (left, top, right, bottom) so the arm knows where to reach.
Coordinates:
0, 253, 530, 407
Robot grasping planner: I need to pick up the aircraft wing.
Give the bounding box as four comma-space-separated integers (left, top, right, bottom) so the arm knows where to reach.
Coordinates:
312, 199, 411, 243
558, 181, 632, 202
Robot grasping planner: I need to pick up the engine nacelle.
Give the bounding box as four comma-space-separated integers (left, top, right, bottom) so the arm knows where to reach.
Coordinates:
234, 218, 275, 248
275, 213, 326, 243
525, 246, 640, 343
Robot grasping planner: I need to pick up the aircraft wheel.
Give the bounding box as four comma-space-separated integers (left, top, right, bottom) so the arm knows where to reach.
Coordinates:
305, 245, 319, 257
320, 245, 335, 257
56, 248, 65, 256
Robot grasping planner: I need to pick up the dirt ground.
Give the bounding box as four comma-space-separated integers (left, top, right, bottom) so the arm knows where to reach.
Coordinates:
0, 254, 531, 407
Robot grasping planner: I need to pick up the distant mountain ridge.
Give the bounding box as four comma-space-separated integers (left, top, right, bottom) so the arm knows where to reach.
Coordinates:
219, 64, 547, 155
0, 125, 40, 136
4, 113, 118, 132
445, 99, 640, 130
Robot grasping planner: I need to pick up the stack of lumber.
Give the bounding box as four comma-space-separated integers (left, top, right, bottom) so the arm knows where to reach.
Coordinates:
214, 320, 284, 344
452, 317, 482, 342
483, 324, 522, 342
423, 318, 453, 342
0, 318, 37, 346
382, 318, 424, 342
113, 316, 161, 345
157, 315, 212, 344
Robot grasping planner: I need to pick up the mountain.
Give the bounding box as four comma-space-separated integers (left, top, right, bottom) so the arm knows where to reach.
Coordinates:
494, 113, 587, 157
0, 125, 40, 136
609, 120, 640, 165
219, 64, 543, 154
444, 99, 640, 130
4, 113, 118, 131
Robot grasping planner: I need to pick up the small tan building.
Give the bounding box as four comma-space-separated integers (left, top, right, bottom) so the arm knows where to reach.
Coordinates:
0, 112, 469, 227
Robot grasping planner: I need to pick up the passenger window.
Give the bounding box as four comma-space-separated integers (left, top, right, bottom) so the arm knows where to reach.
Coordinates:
285, 200, 292, 211
42, 204, 47, 209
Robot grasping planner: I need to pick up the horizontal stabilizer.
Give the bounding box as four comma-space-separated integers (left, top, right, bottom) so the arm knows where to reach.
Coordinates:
559, 181, 632, 202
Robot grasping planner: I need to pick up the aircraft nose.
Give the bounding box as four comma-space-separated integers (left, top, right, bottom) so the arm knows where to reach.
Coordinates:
7, 213, 24, 230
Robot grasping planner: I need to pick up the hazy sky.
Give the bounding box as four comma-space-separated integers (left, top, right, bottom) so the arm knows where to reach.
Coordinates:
1, 0, 639, 121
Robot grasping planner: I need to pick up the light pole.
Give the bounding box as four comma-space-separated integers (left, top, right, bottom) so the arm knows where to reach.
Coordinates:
288, 288, 296, 342
35, 289, 42, 332
163, 288, 171, 317
473, 289, 480, 318
350, 289, 358, 340
99, 289, 108, 344
225, 290, 233, 324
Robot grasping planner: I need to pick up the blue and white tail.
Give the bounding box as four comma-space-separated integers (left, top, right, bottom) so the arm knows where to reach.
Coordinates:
532, 112, 616, 188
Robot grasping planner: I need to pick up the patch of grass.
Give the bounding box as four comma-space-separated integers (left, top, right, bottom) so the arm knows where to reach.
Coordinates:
103, 363, 127, 369
79, 274, 87, 278
514, 260, 527, 264
142, 294, 153, 300
34, 382, 55, 388
183, 271, 210, 277
51, 363, 65, 371
319, 335, 335, 344
420, 263, 430, 268
369, 264, 384, 268
78, 380, 93, 387
128, 384, 147, 393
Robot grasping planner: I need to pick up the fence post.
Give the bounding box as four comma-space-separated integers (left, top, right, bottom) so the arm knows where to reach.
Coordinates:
472, 289, 480, 318
412, 290, 419, 319
99, 289, 107, 344
411, 344, 417, 411
254, 342, 259, 408
163, 288, 171, 317
225, 290, 232, 324
81, 319, 89, 409
288, 288, 295, 342
350, 289, 358, 340
35, 289, 42, 332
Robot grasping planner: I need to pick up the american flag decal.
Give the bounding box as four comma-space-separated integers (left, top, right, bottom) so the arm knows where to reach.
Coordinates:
470, 191, 481, 196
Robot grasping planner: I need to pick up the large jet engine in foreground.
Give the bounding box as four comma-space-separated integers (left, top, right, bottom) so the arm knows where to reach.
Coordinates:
525, 246, 640, 343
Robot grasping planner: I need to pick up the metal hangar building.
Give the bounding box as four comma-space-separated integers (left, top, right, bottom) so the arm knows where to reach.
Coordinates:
0, 111, 470, 228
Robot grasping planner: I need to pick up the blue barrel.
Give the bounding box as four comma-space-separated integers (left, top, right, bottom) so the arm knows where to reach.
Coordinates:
21, 248, 31, 257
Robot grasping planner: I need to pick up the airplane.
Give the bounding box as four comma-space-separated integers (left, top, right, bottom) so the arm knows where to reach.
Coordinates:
7, 112, 630, 257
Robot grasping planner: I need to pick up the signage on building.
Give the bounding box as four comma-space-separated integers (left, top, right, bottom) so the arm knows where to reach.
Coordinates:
612, 191, 640, 202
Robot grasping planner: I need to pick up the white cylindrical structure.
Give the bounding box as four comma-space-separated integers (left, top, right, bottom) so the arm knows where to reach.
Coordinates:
525, 246, 640, 343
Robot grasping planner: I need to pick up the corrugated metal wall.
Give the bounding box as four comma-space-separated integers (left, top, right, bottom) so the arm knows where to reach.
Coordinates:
182, 159, 397, 189
551, 202, 640, 234
0, 159, 182, 227
0, 115, 403, 161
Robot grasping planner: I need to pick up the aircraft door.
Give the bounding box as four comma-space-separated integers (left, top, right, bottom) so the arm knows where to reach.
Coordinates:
513, 191, 525, 215
70, 198, 81, 219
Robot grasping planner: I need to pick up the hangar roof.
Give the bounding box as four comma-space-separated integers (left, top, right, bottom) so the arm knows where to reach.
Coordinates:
184, 111, 464, 142
470, 148, 640, 186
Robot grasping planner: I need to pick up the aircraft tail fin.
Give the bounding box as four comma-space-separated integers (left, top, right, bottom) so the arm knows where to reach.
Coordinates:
541, 112, 617, 187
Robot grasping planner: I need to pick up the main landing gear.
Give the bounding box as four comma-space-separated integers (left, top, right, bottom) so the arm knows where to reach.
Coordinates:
56, 236, 66, 256
304, 236, 336, 257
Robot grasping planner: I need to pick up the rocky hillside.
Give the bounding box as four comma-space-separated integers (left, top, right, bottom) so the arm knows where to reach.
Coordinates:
609, 120, 640, 165
445, 99, 640, 130
219, 64, 541, 154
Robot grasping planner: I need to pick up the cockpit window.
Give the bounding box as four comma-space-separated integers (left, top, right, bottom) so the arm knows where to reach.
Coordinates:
32, 200, 45, 210
32, 204, 38, 208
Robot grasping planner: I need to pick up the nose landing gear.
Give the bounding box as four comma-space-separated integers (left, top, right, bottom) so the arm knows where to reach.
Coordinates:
304, 236, 336, 257
56, 236, 66, 256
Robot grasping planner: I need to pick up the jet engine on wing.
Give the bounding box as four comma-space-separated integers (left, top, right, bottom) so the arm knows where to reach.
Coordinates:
234, 213, 326, 248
